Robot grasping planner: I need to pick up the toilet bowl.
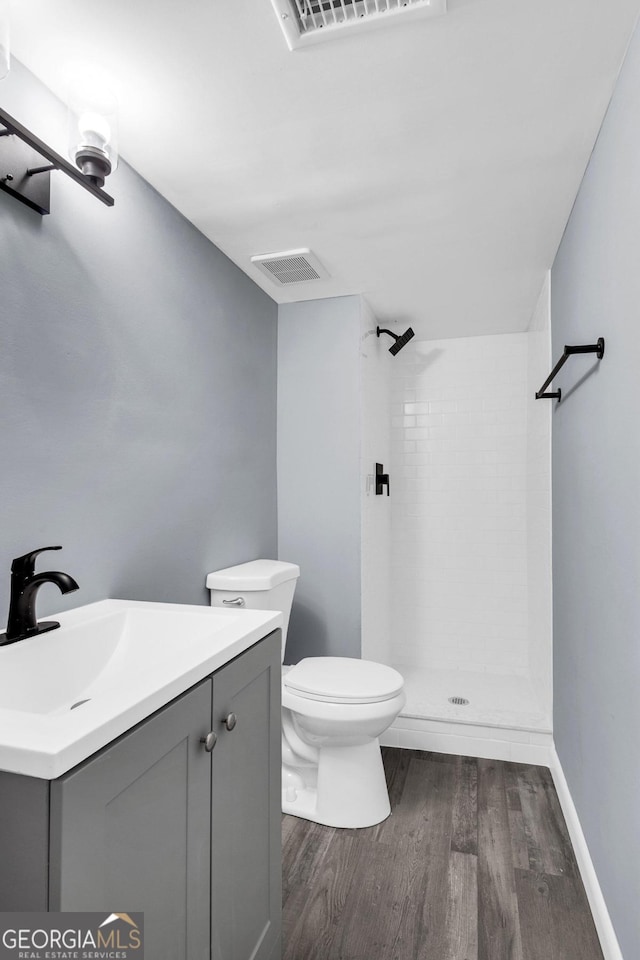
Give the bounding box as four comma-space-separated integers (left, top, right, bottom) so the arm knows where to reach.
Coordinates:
206, 559, 405, 829
282, 657, 405, 827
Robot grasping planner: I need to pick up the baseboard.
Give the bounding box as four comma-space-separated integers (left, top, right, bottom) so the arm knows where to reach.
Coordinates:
381, 714, 553, 765
548, 747, 623, 960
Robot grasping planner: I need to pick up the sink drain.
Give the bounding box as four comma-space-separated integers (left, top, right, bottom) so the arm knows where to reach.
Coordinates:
448, 696, 469, 706
70, 698, 91, 710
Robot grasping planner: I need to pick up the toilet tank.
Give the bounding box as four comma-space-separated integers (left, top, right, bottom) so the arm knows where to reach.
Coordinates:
206, 559, 300, 663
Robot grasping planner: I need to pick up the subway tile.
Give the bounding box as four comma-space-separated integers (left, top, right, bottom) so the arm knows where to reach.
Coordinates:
381, 332, 549, 680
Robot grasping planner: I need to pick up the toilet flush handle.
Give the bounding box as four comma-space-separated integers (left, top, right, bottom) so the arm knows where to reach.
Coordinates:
222, 597, 245, 606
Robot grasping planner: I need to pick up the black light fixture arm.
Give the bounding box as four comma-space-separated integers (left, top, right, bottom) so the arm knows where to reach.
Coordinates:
535, 338, 605, 401
27, 163, 56, 176
0, 106, 114, 213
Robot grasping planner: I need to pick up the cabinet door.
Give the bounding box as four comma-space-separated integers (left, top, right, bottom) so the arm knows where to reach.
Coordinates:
211, 631, 282, 960
50, 679, 212, 960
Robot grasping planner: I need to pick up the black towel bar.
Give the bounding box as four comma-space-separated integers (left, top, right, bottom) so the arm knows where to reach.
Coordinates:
535, 338, 605, 401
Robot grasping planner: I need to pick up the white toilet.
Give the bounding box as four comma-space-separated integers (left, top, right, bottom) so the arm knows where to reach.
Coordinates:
206, 559, 405, 829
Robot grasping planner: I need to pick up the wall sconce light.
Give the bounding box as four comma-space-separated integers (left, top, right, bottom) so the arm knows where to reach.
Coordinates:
0, 12, 116, 215
68, 86, 118, 190
0, 105, 115, 214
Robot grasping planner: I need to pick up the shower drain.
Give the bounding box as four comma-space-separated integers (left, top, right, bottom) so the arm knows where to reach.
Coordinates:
448, 696, 470, 706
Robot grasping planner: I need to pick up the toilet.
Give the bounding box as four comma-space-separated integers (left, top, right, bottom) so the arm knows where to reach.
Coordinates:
206, 559, 405, 829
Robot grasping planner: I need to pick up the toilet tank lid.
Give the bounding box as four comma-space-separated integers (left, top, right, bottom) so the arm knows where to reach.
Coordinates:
206, 559, 300, 591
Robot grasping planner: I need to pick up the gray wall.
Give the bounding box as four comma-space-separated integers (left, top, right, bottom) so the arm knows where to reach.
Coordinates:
278, 297, 361, 663
0, 61, 278, 623
551, 21, 640, 959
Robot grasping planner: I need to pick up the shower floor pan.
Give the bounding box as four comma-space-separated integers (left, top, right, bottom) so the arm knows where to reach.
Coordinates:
392, 665, 551, 733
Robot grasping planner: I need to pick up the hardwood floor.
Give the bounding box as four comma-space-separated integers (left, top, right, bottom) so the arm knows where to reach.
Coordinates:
282, 748, 603, 960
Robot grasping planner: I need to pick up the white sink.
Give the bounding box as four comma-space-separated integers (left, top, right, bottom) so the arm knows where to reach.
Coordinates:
0, 599, 282, 779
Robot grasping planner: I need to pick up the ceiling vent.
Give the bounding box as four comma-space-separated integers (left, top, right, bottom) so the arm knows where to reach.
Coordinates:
251, 248, 329, 285
270, 0, 446, 50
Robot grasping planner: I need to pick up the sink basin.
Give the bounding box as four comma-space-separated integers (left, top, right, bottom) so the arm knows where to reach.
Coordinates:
0, 599, 282, 779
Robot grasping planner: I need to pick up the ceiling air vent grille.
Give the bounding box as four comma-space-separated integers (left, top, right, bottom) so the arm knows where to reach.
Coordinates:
271, 0, 446, 50
251, 248, 329, 286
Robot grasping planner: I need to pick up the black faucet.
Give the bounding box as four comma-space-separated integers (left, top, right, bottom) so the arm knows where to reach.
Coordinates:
0, 546, 79, 646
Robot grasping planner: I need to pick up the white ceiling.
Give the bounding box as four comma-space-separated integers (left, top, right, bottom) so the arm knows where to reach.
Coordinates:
9, 0, 640, 338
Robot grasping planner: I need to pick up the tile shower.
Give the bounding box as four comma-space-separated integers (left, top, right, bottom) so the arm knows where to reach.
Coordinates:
361, 280, 552, 758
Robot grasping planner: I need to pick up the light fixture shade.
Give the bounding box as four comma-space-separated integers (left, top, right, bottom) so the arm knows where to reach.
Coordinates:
0, 0, 10, 80
68, 83, 118, 188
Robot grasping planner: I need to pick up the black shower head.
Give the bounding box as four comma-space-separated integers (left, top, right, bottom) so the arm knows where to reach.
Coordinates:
377, 325, 415, 356
389, 327, 415, 355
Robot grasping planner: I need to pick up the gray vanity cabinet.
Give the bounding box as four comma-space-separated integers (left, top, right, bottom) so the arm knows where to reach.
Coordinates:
210, 632, 282, 960
49, 677, 213, 959
0, 630, 282, 960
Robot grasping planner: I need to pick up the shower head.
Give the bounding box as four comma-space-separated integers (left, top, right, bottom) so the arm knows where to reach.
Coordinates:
389, 327, 415, 355
376, 325, 415, 356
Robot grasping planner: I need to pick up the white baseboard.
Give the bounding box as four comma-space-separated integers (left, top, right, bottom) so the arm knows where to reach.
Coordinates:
381, 714, 553, 765
548, 747, 623, 960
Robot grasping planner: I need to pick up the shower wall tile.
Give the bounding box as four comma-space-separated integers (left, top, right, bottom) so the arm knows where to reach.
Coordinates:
390, 333, 531, 675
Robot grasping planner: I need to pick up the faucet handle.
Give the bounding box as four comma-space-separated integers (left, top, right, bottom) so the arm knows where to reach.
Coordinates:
11, 546, 62, 577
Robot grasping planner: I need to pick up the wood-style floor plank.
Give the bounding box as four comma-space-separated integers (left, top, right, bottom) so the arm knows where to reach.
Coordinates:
393, 757, 455, 959
445, 850, 478, 960
328, 838, 400, 960
282, 749, 603, 960
515, 869, 604, 960
283, 830, 361, 960
503, 763, 530, 872
451, 755, 478, 856
477, 758, 524, 960
516, 764, 577, 878
282, 818, 335, 910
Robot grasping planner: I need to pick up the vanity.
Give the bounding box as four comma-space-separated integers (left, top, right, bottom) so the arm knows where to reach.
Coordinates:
0, 600, 283, 960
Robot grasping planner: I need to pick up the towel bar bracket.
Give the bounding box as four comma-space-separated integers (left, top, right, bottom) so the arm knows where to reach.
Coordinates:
535, 337, 604, 401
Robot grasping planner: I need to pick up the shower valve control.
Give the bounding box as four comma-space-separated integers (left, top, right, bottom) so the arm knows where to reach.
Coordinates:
375, 463, 390, 496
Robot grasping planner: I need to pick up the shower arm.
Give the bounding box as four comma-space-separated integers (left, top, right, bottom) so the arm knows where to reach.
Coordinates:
377, 327, 400, 344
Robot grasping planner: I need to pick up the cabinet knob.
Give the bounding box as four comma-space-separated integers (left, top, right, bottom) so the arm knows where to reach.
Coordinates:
224, 713, 237, 732
200, 732, 218, 752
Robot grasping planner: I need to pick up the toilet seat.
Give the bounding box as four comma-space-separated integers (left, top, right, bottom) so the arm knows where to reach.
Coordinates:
283, 657, 404, 704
